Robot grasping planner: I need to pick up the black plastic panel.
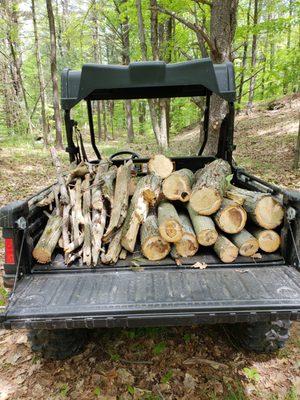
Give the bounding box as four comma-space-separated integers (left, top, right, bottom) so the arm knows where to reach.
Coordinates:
5, 266, 300, 327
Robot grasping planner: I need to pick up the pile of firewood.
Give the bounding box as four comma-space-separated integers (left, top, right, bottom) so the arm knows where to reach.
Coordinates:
33, 151, 284, 266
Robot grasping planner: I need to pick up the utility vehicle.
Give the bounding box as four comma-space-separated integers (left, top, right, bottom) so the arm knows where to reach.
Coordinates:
1, 59, 299, 359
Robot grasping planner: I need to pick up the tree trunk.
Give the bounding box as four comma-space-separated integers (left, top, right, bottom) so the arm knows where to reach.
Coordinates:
175, 213, 198, 257
141, 213, 170, 261
46, 0, 63, 149
237, 0, 252, 105
247, 0, 259, 111
157, 201, 183, 243
190, 159, 231, 215
162, 169, 194, 202
187, 203, 218, 246
293, 120, 300, 170
32, 0, 49, 145
138, 101, 146, 134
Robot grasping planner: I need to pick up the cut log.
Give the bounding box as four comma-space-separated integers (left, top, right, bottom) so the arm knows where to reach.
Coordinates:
226, 186, 284, 229
82, 174, 92, 266
231, 229, 259, 257
37, 190, 56, 207
148, 154, 174, 179
157, 201, 183, 243
91, 204, 107, 265
249, 227, 281, 253
121, 174, 162, 252
162, 169, 194, 202
129, 176, 139, 197
214, 199, 247, 234
100, 165, 117, 208
62, 204, 71, 249
50, 147, 70, 204
187, 203, 218, 246
32, 213, 62, 263
65, 234, 84, 254
213, 234, 239, 263
91, 161, 109, 210
189, 159, 231, 215
175, 213, 199, 257
66, 161, 89, 184
103, 160, 132, 242
101, 229, 122, 264
141, 213, 170, 261
119, 248, 127, 260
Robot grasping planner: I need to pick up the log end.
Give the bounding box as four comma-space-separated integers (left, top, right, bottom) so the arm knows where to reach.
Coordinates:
189, 187, 222, 215
219, 245, 239, 263
239, 238, 259, 257
142, 236, 171, 260
148, 154, 173, 179
197, 229, 218, 246
255, 197, 284, 229
175, 233, 199, 257
162, 175, 191, 202
32, 248, 51, 264
218, 205, 247, 234
159, 220, 183, 243
258, 230, 281, 253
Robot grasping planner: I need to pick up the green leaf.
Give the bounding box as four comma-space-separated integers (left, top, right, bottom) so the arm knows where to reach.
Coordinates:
243, 367, 260, 383
93, 387, 101, 397
161, 370, 173, 384
127, 385, 135, 395
59, 384, 69, 397
153, 342, 166, 355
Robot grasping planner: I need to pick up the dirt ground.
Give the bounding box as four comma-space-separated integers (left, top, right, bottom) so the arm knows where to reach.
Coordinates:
0, 96, 299, 400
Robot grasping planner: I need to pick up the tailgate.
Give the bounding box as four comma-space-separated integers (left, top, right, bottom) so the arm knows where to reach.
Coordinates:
3, 266, 300, 329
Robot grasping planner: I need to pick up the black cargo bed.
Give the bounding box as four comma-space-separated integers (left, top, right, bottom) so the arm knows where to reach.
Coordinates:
5, 265, 300, 329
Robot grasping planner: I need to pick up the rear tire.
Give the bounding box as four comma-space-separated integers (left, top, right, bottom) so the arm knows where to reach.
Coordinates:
28, 328, 89, 360
226, 320, 291, 353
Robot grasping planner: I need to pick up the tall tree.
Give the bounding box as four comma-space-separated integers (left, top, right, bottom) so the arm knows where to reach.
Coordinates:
32, 0, 49, 145
157, 0, 239, 155
46, 0, 63, 149
247, 0, 259, 110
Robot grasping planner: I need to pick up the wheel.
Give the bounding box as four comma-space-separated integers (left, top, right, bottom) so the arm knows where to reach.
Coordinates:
226, 320, 291, 353
109, 150, 140, 161
28, 329, 89, 360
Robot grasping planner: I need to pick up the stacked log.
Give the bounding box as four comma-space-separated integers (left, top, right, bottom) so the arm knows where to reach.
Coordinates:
33, 152, 284, 266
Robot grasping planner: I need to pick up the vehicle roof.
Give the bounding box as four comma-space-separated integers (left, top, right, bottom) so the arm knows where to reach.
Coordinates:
61, 58, 235, 110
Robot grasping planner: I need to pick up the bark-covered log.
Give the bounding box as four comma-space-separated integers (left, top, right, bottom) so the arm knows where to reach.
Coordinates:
213, 234, 239, 263
103, 161, 132, 241
91, 161, 109, 210
214, 198, 247, 234
175, 213, 198, 257
100, 165, 117, 208
162, 169, 194, 202
121, 174, 161, 252
50, 147, 69, 204
249, 227, 281, 253
66, 161, 89, 184
82, 174, 92, 266
148, 154, 173, 179
101, 229, 122, 264
36, 189, 56, 207
157, 201, 183, 242
62, 204, 71, 249
187, 203, 218, 246
91, 205, 106, 265
141, 213, 170, 260
231, 229, 259, 256
226, 186, 284, 229
189, 159, 231, 215
32, 213, 62, 263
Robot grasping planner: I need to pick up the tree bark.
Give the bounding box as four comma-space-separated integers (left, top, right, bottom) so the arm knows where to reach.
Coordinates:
187, 203, 218, 246
175, 213, 199, 257
46, 0, 63, 148
247, 0, 259, 111
158, 201, 183, 243
213, 234, 239, 263
293, 120, 300, 169
231, 229, 259, 257
33, 214, 62, 263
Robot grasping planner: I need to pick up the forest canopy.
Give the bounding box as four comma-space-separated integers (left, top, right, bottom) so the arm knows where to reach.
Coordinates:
0, 0, 298, 151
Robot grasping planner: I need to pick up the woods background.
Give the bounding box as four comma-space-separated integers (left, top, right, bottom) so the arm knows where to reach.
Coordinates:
0, 0, 299, 152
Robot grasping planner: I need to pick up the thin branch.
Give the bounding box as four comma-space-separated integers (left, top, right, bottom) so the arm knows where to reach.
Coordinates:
193, 0, 212, 7
236, 67, 264, 89
155, 5, 214, 52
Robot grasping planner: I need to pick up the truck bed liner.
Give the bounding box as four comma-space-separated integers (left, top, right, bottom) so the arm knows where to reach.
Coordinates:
5, 265, 300, 329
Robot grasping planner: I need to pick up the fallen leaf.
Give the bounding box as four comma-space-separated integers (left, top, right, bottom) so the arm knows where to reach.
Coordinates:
191, 262, 207, 269
183, 373, 196, 393
251, 252, 262, 259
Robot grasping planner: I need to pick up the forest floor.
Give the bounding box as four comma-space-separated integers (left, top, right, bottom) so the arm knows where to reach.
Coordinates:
0, 95, 299, 400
